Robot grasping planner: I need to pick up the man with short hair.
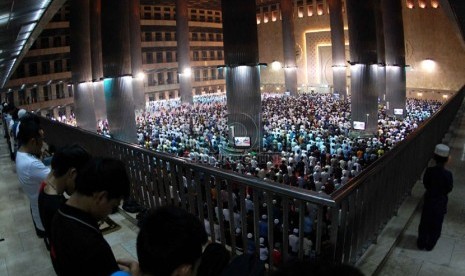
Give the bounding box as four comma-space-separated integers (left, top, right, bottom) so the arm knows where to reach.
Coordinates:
135, 206, 208, 276
50, 157, 133, 276
38, 144, 91, 250
16, 115, 50, 237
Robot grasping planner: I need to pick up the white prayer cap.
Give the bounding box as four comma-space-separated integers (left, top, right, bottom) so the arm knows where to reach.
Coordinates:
434, 144, 450, 158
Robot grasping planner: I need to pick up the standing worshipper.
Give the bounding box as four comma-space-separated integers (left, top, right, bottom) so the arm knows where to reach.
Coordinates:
417, 144, 453, 251
38, 144, 91, 251
50, 157, 136, 275
16, 115, 50, 238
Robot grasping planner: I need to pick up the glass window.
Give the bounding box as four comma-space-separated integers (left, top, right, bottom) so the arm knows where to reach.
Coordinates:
145, 32, 152, 41
167, 72, 174, 84
157, 73, 164, 84
41, 37, 49, 48
211, 69, 217, 80
166, 52, 173, 62
29, 63, 38, 76
53, 36, 62, 47
54, 60, 63, 72
146, 52, 153, 64
156, 52, 163, 63
203, 69, 208, 80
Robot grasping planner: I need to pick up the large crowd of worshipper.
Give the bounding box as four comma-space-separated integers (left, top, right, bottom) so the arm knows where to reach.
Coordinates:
133, 93, 441, 192
57, 92, 442, 194
52, 92, 442, 260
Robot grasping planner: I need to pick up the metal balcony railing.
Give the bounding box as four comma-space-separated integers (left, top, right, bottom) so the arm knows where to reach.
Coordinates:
37, 85, 465, 265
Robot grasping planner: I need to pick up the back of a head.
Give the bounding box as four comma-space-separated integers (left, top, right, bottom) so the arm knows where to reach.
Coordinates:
74, 157, 130, 200
137, 206, 208, 276
197, 243, 230, 276
18, 109, 27, 119
17, 115, 42, 145
51, 144, 92, 177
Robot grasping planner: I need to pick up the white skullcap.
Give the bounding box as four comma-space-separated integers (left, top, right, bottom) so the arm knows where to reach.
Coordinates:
247, 233, 253, 239
259, 237, 265, 245
434, 144, 450, 158
18, 109, 27, 119
262, 214, 267, 220
293, 228, 299, 234
274, 219, 279, 224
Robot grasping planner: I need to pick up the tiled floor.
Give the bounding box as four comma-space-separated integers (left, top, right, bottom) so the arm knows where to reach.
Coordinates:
359, 101, 465, 276
0, 126, 138, 276
1, 101, 464, 276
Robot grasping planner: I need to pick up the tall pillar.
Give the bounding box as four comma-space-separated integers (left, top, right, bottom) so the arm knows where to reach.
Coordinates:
221, 0, 262, 150
382, 0, 406, 117
130, 0, 146, 110
101, 0, 137, 143
346, 0, 378, 134
65, 105, 72, 119
52, 108, 59, 119
70, 0, 97, 132
375, 0, 386, 103
176, 0, 193, 104
90, 0, 107, 123
328, 0, 347, 100
280, 0, 298, 96
38, 86, 44, 102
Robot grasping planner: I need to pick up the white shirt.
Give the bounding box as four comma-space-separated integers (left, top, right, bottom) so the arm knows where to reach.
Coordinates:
16, 151, 51, 231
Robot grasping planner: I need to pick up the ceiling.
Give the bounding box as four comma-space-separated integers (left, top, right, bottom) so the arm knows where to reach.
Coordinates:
0, 0, 464, 91
0, 0, 65, 89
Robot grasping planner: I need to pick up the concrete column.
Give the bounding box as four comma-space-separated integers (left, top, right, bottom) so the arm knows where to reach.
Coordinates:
13, 90, 19, 107
101, 0, 137, 143
70, 0, 97, 131
221, 0, 262, 149
280, 0, 298, 96
38, 86, 44, 103
65, 105, 72, 118
382, 0, 406, 117
130, 0, 145, 110
176, 0, 193, 104
89, 0, 107, 123
346, 0, 378, 134
328, 0, 347, 100
375, 0, 386, 103
52, 108, 59, 119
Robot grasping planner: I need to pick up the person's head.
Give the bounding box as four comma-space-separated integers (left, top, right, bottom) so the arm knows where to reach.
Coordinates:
17, 115, 43, 156
137, 206, 208, 276
74, 157, 130, 220
196, 243, 230, 276
51, 144, 92, 194
433, 143, 449, 164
